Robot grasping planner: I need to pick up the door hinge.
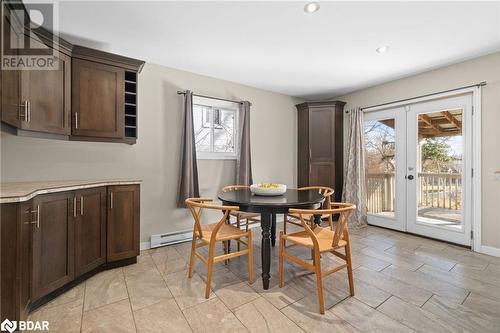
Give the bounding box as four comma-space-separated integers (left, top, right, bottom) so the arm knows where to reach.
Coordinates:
471, 168, 474, 178
471, 230, 474, 239
472, 106, 474, 115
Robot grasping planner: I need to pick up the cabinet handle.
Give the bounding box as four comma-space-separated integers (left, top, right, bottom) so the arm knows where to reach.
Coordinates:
110, 192, 113, 209
31, 205, 40, 228
75, 112, 79, 129
80, 196, 84, 216
73, 197, 77, 217
309, 148, 312, 160
18, 101, 28, 121
27, 100, 31, 123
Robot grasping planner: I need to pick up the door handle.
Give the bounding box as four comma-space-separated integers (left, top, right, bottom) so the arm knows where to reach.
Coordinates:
407, 175, 414, 180
80, 196, 84, 216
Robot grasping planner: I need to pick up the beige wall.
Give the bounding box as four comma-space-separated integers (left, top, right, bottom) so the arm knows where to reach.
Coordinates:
337, 52, 500, 249
0, 63, 300, 242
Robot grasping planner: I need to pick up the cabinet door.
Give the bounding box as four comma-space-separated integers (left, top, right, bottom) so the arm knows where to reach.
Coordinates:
107, 185, 139, 262
309, 107, 335, 187
72, 59, 124, 138
1, 11, 23, 128
31, 192, 75, 300
75, 187, 106, 277
20, 48, 71, 135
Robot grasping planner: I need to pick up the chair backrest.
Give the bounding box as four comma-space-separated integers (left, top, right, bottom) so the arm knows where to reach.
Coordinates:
222, 185, 250, 192
289, 202, 355, 248
298, 186, 334, 209
185, 198, 239, 243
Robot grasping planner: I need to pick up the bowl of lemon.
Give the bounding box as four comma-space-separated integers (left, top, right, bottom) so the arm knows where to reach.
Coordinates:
250, 183, 287, 196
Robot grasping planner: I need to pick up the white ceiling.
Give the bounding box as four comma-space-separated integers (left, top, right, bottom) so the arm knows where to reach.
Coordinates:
55, 1, 500, 99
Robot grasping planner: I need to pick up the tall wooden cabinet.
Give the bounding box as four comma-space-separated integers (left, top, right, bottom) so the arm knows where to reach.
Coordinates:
296, 101, 345, 202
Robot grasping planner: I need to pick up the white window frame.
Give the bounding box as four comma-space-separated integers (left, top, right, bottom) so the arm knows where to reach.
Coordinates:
193, 96, 239, 160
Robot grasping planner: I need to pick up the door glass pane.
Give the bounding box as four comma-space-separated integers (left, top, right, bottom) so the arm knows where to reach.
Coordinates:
416, 109, 463, 230
364, 119, 396, 218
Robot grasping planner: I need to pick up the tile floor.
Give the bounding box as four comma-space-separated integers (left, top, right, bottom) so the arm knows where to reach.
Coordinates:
27, 223, 500, 332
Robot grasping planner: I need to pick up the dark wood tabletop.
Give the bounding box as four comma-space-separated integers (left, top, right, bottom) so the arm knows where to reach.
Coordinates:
218, 188, 324, 290
217, 188, 324, 213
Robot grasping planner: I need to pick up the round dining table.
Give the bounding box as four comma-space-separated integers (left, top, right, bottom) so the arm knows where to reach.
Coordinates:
218, 188, 324, 289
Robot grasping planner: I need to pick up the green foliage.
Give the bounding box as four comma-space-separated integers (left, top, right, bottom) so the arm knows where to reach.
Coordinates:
421, 138, 452, 171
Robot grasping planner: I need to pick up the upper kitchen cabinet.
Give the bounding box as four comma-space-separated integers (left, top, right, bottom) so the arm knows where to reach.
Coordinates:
1, 7, 72, 137
0, 3, 144, 144
71, 46, 144, 144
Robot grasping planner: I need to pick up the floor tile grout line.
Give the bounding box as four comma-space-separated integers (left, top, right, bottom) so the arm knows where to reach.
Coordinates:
79, 282, 87, 333
122, 268, 139, 333
419, 293, 434, 308
461, 290, 472, 305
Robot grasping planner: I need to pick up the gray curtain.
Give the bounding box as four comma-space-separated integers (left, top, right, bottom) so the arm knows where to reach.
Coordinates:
236, 101, 253, 185
342, 107, 367, 228
177, 90, 200, 208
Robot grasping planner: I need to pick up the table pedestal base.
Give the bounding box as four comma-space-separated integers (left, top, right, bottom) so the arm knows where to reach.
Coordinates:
260, 212, 272, 290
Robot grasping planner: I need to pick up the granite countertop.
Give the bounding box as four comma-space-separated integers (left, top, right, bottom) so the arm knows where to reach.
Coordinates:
0, 179, 142, 203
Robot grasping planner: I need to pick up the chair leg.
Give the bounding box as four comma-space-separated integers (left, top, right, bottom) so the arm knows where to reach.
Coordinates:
278, 232, 284, 288
188, 233, 197, 278
237, 216, 241, 251
223, 241, 229, 265
283, 214, 287, 234
205, 246, 215, 299
247, 232, 254, 283
344, 233, 355, 296
314, 251, 325, 314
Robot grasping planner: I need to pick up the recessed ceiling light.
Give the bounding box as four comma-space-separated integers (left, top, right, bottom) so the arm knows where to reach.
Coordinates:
304, 2, 320, 13
376, 46, 389, 54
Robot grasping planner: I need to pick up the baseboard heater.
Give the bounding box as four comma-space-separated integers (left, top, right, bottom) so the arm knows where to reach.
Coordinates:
150, 229, 192, 248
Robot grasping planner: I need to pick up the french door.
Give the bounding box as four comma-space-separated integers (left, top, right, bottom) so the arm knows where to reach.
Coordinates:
364, 94, 473, 246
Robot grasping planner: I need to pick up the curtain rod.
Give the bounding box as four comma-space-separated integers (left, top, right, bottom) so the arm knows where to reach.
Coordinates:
358, 81, 486, 111
177, 90, 245, 105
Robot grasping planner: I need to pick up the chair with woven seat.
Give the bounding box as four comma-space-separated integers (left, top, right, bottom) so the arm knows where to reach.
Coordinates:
185, 198, 254, 298
283, 186, 334, 234
222, 185, 261, 250
278, 203, 355, 314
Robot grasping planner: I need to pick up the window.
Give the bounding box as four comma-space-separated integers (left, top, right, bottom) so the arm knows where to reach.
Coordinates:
193, 96, 238, 159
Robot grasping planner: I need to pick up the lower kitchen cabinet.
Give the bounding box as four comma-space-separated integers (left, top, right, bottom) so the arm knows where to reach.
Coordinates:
0, 183, 140, 322
74, 187, 107, 277
107, 185, 140, 262
31, 192, 75, 301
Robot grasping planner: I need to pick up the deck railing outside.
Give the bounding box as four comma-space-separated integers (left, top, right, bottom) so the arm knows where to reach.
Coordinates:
366, 172, 462, 213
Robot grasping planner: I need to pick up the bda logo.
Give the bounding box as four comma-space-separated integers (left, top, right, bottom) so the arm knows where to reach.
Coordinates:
0, 319, 16, 333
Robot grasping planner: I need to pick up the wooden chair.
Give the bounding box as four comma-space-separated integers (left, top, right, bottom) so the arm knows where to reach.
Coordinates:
222, 185, 261, 250
283, 186, 335, 234
185, 198, 254, 298
278, 203, 355, 314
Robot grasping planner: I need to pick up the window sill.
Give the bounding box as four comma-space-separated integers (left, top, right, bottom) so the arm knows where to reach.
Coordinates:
197, 154, 237, 160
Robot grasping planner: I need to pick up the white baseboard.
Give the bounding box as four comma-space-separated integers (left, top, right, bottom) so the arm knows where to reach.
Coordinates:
479, 245, 500, 258
140, 217, 282, 252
